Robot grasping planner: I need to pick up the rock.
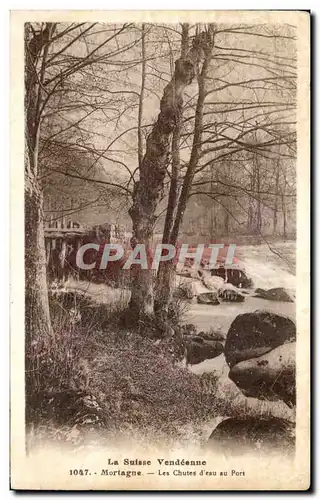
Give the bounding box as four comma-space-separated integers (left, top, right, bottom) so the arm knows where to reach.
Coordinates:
218, 287, 245, 302
211, 266, 254, 289
176, 267, 193, 278
210, 265, 226, 282
176, 267, 201, 279
238, 271, 254, 289
193, 280, 213, 296
225, 311, 296, 368
174, 281, 195, 299
197, 292, 220, 305
201, 274, 225, 291
190, 269, 202, 280
229, 342, 296, 407
225, 311, 296, 406
184, 330, 225, 344
181, 323, 197, 336
208, 417, 295, 456
198, 330, 226, 342
254, 287, 294, 302
186, 339, 224, 365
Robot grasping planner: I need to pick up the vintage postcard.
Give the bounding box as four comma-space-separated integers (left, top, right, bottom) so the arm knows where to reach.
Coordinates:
10, 10, 310, 490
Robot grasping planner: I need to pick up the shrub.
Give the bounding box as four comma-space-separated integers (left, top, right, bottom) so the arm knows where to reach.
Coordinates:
26, 286, 223, 447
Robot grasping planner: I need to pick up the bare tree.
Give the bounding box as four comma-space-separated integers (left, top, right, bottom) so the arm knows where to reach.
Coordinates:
128, 24, 215, 322
25, 22, 136, 343
25, 23, 56, 342
153, 23, 296, 319
27, 22, 297, 332
155, 26, 216, 319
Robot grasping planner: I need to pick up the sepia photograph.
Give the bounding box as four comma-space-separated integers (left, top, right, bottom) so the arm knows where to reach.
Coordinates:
10, 10, 310, 490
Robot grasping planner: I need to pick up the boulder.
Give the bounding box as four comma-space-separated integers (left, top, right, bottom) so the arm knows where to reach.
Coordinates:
186, 338, 224, 365
229, 342, 296, 407
208, 417, 295, 456
254, 287, 294, 302
201, 274, 225, 291
211, 266, 254, 289
210, 265, 226, 281
197, 292, 220, 305
218, 287, 245, 302
225, 311, 296, 368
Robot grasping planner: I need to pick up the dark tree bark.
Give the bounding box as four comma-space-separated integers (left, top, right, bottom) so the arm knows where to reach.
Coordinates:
169, 52, 213, 245
129, 24, 214, 322
273, 157, 280, 235
154, 26, 189, 320
25, 167, 52, 343
247, 164, 255, 233
137, 23, 146, 170
154, 28, 215, 320
161, 24, 190, 246
281, 172, 288, 240
256, 159, 262, 234
224, 210, 230, 235
25, 23, 55, 343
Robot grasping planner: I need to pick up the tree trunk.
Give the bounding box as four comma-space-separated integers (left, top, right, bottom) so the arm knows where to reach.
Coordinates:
154, 130, 180, 320
129, 24, 208, 323
224, 209, 230, 235
169, 54, 212, 246
155, 31, 214, 320
160, 24, 190, 246
24, 23, 54, 363
247, 164, 255, 233
25, 170, 52, 343
281, 170, 288, 240
256, 159, 262, 234
154, 258, 176, 320
209, 170, 216, 241
282, 192, 287, 240
154, 27, 189, 320
137, 23, 146, 170
273, 158, 280, 235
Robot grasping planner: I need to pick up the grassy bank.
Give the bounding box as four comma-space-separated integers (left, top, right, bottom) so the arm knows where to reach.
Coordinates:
26, 288, 227, 449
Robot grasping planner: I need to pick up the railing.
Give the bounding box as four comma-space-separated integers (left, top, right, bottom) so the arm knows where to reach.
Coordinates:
44, 217, 85, 235
44, 218, 128, 284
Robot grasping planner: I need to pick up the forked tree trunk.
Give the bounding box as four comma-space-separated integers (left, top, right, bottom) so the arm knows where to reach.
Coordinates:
129, 25, 206, 323
154, 27, 189, 321
155, 33, 214, 320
